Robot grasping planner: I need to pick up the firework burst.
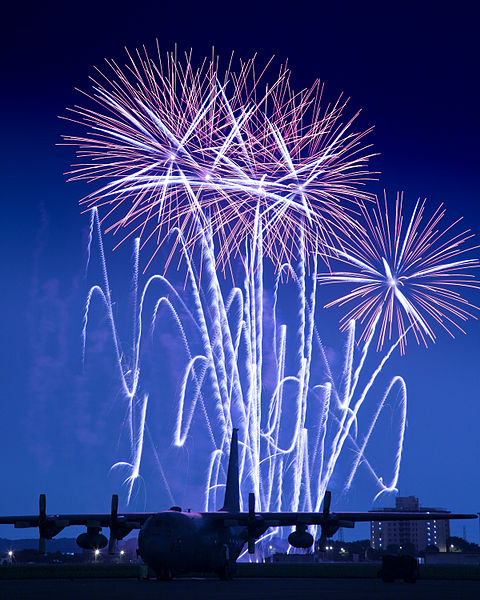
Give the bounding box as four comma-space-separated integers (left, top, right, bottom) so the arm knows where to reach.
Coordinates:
319, 193, 480, 352
84, 208, 409, 516
62, 45, 375, 272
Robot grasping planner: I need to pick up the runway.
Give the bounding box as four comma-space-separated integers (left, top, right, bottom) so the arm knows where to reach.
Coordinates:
1, 577, 479, 600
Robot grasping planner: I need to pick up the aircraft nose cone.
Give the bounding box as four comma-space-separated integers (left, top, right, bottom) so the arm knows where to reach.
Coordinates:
138, 512, 196, 573
138, 522, 171, 565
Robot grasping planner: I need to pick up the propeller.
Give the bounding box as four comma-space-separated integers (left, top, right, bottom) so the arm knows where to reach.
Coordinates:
107, 494, 139, 554
247, 492, 256, 554
38, 494, 47, 555
38, 494, 67, 554
323, 490, 331, 518
316, 490, 354, 551
318, 490, 336, 551
108, 494, 118, 555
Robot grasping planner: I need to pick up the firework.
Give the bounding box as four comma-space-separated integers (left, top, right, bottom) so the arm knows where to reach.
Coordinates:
319, 193, 480, 352
62, 45, 374, 272
84, 209, 407, 525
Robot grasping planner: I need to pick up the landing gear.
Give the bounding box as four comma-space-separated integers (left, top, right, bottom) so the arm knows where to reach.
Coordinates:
155, 567, 173, 581
218, 563, 233, 580
218, 543, 235, 580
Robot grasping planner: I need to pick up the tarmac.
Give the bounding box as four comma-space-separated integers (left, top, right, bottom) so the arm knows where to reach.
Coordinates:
1, 577, 480, 600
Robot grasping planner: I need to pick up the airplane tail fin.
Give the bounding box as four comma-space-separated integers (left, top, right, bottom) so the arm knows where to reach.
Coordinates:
220, 428, 240, 512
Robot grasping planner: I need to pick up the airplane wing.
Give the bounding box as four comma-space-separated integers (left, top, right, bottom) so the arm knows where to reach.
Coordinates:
201, 490, 477, 552
0, 493, 153, 528
211, 510, 478, 526
0, 494, 152, 554
203, 490, 477, 527
0, 512, 152, 527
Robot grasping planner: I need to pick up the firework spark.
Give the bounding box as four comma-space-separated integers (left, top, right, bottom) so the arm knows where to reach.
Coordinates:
84, 208, 407, 521
62, 45, 375, 272
319, 193, 480, 352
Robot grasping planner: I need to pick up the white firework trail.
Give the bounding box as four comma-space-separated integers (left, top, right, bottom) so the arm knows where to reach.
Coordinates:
83, 208, 407, 530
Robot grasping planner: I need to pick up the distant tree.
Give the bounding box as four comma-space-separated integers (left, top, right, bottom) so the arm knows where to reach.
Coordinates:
366, 546, 382, 561
385, 544, 401, 555
447, 536, 480, 554
399, 542, 417, 557
424, 545, 440, 554
15, 549, 40, 563
348, 539, 371, 558
12, 549, 85, 564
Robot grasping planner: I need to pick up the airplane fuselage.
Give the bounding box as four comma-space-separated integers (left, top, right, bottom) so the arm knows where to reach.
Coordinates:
138, 509, 260, 577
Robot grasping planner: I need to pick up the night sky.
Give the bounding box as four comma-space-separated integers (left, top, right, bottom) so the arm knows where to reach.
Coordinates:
1, 1, 479, 543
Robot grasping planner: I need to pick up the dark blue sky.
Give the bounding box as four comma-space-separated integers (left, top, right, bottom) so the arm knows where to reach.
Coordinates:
1, 1, 479, 542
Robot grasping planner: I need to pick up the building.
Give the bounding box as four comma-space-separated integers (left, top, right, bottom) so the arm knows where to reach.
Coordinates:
370, 496, 450, 553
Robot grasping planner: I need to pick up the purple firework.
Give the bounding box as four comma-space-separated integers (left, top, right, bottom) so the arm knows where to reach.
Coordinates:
319, 193, 480, 353
62, 46, 375, 273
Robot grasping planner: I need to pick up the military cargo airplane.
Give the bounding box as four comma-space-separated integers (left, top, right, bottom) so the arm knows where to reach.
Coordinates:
0, 429, 476, 579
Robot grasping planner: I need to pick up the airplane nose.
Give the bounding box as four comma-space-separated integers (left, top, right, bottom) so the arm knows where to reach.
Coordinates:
138, 523, 172, 564
142, 535, 168, 559
138, 513, 195, 572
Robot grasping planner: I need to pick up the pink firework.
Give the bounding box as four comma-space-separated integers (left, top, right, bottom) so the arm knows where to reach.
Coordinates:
62, 45, 375, 272
319, 193, 480, 353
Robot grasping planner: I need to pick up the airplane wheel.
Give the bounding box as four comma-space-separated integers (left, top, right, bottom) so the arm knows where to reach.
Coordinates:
156, 568, 173, 581
218, 564, 233, 580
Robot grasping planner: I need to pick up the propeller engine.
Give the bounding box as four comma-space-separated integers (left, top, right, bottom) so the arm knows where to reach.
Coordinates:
73, 494, 138, 554
38, 494, 68, 554
107, 493, 138, 554
76, 527, 108, 550
288, 525, 314, 549
317, 491, 354, 551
